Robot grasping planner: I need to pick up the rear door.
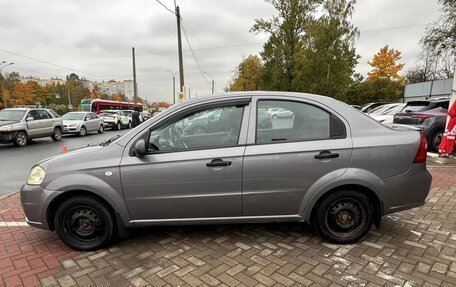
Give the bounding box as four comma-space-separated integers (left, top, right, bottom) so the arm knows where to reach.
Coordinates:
36, 110, 54, 135
242, 96, 352, 216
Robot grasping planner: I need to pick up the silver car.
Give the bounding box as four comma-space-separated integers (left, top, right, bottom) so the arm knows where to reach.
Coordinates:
0, 108, 63, 147
62, 112, 105, 136
20, 92, 432, 250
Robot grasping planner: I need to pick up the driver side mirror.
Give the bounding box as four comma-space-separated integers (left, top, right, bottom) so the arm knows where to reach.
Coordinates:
133, 139, 147, 157
26, 117, 34, 122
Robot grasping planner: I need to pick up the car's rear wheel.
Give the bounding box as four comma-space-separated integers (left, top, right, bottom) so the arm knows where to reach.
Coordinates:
13, 131, 28, 147
79, 126, 87, 137
429, 130, 443, 153
314, 190, 373, 244
51, 127, 62, 141
98, 125, 104, 134
128, 121, 132, 129
272, 114, 278, 120
54, 196, 114, 251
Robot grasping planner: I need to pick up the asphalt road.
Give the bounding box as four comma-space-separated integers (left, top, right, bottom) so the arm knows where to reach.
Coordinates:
0, 128, 129, 196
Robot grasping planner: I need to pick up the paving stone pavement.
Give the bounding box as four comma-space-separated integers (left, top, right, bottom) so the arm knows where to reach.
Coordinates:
1, 167, 456, 287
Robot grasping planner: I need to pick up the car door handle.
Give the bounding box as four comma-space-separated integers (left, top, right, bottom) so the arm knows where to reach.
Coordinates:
206, 159, 232, 167
314, 150, 339, 159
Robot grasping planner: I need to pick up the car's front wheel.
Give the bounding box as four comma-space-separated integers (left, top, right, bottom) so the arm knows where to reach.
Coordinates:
313, 190, 373, 244
79, 126, 87, 137
51, 127, 62, 141
54, 196, 114, 251
13, 131, 28, 147
98, 125, 104, 134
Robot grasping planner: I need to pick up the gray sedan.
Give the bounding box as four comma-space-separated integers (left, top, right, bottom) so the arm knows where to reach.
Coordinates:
62, 112, 104, 136
20, 92, 432, 250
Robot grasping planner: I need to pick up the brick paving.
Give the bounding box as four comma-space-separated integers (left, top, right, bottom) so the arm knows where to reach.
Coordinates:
0, 167, 455, 287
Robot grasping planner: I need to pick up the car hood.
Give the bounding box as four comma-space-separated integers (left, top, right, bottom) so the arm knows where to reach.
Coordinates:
62, 120, 82, 125
39, 145, 104, 166
0, 120, 19, 126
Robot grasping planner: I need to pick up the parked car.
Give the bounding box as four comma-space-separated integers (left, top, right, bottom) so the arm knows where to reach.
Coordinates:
0, 108, 63, 147
371, 103, 406, 125
394, 98, 450, 123
21, 92, 431, 250
98, 110, 131, 130
360, 102, 390, 113
268, 108, 294, 119
62, 112, 104, 136
141, 112, 152, 121
368, 103, 405, 116
392, 107, 450, 152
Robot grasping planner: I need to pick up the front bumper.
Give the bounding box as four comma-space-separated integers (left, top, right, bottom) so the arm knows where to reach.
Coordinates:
62, 126, 81, 134
20, 184, 62, 230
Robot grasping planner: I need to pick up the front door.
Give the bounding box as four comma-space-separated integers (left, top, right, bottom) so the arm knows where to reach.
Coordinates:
25, 110, 42, 137
242, 97, 352, 216
36, 110, 54, 135
120, 102, 249, 221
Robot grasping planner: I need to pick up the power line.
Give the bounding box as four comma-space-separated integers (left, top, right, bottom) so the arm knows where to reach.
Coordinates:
360, 24, 427, 34
180, 20, 211, 84
154, 0, 175, 15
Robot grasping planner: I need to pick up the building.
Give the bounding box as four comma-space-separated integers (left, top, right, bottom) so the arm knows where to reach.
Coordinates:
403, 78, 453, 102
82, 80, 134, 100
20, 76, 66, 86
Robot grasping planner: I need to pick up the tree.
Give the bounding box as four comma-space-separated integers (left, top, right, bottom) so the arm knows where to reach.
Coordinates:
367, 46, 405, 82
66, 73, 80, 82
422, 0, 455, 56
227, 55, 263, 91
345, 78, 404, 105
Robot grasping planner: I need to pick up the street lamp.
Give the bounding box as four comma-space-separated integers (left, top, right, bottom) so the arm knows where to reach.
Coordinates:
166, 70, 178, 104
203, 72, 214, 94
0, 61, 14, 109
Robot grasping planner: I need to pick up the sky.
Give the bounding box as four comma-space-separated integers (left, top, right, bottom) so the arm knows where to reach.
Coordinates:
0, 0, 442, 103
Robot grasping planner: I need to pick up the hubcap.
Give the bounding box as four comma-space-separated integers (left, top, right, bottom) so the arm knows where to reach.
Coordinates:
17, 134, 26, 145
325, 198, 365, 238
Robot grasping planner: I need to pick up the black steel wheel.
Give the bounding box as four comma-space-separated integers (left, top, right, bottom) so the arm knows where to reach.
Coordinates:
51, 127, 62, 141
54, 196, 114, 251
13, 131, 28, 147
314, 190, 373, 244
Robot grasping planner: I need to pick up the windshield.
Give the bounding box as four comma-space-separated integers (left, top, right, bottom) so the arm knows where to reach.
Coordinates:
0, 110, 26, 121
383, 104, 405, 115
62, 113, 85, 120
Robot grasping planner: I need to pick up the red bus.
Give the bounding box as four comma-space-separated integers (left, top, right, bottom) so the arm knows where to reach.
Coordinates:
81, 99, 143, 114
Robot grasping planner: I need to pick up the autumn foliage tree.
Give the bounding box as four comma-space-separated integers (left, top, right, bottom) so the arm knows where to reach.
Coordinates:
367, 46, 405, 82
227, 55, 263, 91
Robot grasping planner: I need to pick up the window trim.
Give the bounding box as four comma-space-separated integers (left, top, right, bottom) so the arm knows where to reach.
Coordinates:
254, 99, 347, 145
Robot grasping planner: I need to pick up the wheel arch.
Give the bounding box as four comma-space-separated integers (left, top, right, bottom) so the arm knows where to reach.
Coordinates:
309, 184, 382, 228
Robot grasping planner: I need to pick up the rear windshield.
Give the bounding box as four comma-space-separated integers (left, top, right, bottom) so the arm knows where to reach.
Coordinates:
403, 102, 429, 112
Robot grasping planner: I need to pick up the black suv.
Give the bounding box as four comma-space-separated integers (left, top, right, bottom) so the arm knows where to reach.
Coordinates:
393, 98, 449, 125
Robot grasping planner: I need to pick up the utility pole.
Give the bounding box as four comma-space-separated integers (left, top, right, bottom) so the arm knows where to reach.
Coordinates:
67, 90, 72, 111
132, 47, 138, 104
204, 72, 214, 94
176, 6, 185, 94
0, 61, 14, 108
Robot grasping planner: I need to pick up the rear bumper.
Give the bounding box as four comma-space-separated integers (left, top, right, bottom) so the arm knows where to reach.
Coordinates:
371, 163, 432, 215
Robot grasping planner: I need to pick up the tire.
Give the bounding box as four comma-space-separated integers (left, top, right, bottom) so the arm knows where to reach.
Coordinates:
272, 114, 278, 120
313, 190, 373, 244
13, 131, 28, 147
127, 121, 132, 129
192, 126, 207, 135
51, 127, 62, 141
54, 196, 114, 251
98, 125, 104, 134
429, 130, 443, 153
116, 122, 122, 130
79, 126, 87, 137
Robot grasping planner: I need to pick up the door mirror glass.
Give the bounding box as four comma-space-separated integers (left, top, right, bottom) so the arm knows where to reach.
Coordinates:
26, 116, 34, 122
133, 139, 147, 157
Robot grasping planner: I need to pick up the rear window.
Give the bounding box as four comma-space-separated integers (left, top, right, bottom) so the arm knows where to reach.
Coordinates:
403, 102, 429, 112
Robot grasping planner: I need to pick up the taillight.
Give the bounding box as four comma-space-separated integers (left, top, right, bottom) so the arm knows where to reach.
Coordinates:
410, 113, 434, 123
413, 131, 427, 163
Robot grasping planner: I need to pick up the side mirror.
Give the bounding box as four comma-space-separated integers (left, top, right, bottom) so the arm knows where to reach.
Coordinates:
26, 117, 34, 122
133, 139, 147, 157
85, 117, 90, 121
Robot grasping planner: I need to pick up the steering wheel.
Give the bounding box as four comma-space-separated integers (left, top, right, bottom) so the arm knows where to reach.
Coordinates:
169, 127, 186, 149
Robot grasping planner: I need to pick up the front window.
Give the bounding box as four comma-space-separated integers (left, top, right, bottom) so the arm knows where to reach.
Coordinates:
0, 110, 26, 121
62, 113, 85, 120
148, 106, 244, 152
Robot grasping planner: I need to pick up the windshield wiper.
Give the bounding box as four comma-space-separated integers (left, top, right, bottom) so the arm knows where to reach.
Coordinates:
100, 134, 122, 146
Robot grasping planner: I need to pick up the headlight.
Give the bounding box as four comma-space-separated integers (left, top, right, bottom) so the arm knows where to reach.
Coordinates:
0, 125, 13, 132
26, 166, 46, 185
